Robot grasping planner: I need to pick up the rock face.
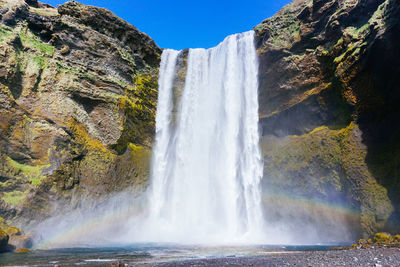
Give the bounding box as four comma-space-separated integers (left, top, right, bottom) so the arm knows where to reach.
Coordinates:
0, 0, 160, 227
0, 229, 8, 252
0, 218, 32, 252
255, 0, 400, 238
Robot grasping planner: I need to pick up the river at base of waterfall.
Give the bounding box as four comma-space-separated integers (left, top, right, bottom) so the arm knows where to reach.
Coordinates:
0, 243, 352, 267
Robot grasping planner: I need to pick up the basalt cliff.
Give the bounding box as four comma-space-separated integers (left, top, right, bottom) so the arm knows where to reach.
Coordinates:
0, 0, 160, 232
255, 0, 400, 239
0, 0, 399, 246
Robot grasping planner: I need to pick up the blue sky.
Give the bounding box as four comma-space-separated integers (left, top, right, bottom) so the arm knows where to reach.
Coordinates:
44, 0, 292, 50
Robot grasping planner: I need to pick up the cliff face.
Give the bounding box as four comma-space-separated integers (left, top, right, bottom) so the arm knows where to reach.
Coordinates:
255, 0, 400, 238
0, 0, 160, 227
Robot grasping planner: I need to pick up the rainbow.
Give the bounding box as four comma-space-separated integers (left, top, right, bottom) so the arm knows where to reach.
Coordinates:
36, 199, 144, 248
36, 192, 360, 248
262, 192, 360, 219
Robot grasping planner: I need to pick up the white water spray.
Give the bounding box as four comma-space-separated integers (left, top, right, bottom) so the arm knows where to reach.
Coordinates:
142, 31, 265, 243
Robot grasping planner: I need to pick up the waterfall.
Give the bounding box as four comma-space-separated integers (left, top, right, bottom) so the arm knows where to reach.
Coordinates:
144, 30, 265, 244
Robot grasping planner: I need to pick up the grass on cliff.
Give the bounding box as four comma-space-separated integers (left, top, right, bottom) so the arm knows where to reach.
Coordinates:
6, 157, 49, 186
32, 56, 49, 69
19, 30, 54, 57
0, 24, 13, 42
2, 190, 28, 206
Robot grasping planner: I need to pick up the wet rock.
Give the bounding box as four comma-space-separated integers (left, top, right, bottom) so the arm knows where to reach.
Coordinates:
111, 261, 125, 267
0, 224, 34, 250
15, 247, 30, 253
8, 233, 33, 249
0, 229, 9, 252
153, 247, 400, 267
60, 45, 69, 55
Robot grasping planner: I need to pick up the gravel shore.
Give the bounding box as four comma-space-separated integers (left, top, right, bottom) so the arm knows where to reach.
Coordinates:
150, 248, 400, 267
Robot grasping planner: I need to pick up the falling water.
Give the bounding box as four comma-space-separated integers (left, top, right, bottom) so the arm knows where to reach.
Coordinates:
143, 31, 265, 244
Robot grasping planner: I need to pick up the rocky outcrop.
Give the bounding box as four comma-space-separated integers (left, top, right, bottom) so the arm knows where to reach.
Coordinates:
255, 0, 400, 238
0, 0, 160, 228
0, 217, 33, 252
0, 229, 8, 252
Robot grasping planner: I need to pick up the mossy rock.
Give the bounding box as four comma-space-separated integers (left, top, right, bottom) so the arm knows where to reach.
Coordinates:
350, 243, 359, 249
350, 232, 400, 248
2, 190, 29, 207
357, 238, 368, 245
262, 122, 394, 236
9, 234, 33, 249
0, 217, 8, 229
374, 232, 392, 243
5, 226, 22, 236
15, 248, 30, 253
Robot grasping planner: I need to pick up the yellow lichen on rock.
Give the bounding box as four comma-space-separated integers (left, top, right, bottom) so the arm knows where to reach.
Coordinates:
127, 143, 151, 186
5, 226, 21, 236
15, 248, 30, 253
374, 232, 392, 243
2, 190, 28, 206
349, 232, 400, 248
262, 121, 394, 236
67, 118, 109, 154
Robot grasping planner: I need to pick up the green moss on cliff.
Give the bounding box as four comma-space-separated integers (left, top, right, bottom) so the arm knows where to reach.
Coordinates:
67, 118, 109, 153
5, 157, 49, 186
117, 47, 136, 67
262, 122, 393, 235
113, 72, 157, 153
264, 123, 355, 172
32, 56, 47, 69
0, 24, 13, 42
19, 30, 54, 56
2, 190, 28, 206
128, 143, 150, 173
126, 143, 151, 188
